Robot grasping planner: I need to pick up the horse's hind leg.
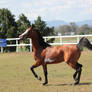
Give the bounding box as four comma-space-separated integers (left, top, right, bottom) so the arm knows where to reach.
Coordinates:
42, 64, 48, 85
73, 71, 77, 81
67, 62, 82, 85
74, 63, 83, 85
30, 62, 42, 81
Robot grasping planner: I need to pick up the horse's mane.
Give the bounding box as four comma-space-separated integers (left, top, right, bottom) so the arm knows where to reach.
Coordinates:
36, 29, 51, 49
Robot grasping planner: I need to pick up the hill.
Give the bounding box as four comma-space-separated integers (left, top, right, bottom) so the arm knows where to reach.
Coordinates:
47, 20, 68, 27
46, 20, 92, 27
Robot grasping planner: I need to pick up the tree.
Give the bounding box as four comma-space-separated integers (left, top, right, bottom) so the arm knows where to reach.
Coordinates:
16, 13, 30, 36
0, 8, 17, 38
34, 16, 55, 36
78, 24, 92, 35
0, 8, 17, 52
70, 22, 78, 35
57, 25, 72, 35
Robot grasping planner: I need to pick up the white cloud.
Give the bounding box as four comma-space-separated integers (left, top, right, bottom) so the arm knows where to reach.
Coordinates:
0, 0, 12, 8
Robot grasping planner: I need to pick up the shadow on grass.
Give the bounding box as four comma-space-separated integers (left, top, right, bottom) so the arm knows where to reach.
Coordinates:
79, 82, 92, 85
46, 82, 92, 86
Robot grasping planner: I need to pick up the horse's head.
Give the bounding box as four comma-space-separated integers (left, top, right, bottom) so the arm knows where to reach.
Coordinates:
19, 25, 36, 40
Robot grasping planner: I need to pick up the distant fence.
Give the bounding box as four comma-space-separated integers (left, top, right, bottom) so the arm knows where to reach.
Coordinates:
0, 34, 92, 53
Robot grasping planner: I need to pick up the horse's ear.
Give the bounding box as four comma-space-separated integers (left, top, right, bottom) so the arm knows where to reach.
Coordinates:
32, 24, 35, 29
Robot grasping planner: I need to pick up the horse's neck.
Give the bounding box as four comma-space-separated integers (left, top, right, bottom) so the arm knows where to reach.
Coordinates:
32, 39, 43, 54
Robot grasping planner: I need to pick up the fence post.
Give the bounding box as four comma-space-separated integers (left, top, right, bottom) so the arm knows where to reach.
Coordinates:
60, 36, 62, 45
44, 37, 46, 42
77, 35, 80, 43
16, 39, 18, 52
1, 47, 3, 53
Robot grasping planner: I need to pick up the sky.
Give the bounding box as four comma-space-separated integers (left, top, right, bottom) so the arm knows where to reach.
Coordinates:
0, 0, 92, 22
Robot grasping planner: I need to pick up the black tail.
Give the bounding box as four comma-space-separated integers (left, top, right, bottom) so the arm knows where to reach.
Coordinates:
77, 37, 92, 51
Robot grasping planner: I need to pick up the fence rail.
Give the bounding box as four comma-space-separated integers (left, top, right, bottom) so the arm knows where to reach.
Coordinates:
1, 34, 92, 53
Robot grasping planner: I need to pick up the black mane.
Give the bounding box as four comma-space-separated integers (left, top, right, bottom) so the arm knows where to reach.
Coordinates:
36, 30, 51, 49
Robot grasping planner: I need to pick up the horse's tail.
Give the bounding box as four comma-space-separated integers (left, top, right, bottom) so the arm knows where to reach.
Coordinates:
77, 37, 92, 51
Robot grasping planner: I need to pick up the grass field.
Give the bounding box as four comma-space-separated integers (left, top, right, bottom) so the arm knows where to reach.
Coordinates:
0, 51, 92, 92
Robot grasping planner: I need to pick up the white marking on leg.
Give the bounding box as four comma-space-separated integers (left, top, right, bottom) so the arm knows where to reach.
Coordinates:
44, 58, 54, 63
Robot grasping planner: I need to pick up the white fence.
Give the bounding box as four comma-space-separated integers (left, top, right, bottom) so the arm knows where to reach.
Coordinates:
1, 34, 92, 53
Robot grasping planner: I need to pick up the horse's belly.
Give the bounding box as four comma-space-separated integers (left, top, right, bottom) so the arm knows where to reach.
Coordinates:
46, 60, 64, 64
44, 47, 64, 63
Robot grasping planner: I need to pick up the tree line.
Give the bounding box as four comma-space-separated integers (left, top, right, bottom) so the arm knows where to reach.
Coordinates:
0, 8, 92, 38
56, 22, 92, 35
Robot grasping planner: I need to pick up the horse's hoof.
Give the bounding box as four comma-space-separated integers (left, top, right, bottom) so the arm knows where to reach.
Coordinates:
42, 82, 48, 85
37, 76, 42, 81
74, 80, 79, 85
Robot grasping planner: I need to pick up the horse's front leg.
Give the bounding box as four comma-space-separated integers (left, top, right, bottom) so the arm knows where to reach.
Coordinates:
42, 64, 48, 85
30, 62, 42, 81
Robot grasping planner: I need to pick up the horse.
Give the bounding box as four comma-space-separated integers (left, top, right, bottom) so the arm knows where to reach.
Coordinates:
19, 25, 92, 85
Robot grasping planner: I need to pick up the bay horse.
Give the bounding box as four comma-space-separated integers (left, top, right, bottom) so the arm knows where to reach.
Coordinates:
19, 25, 92, 85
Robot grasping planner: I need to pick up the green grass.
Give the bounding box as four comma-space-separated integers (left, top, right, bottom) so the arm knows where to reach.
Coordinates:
0, 51, 92, 92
